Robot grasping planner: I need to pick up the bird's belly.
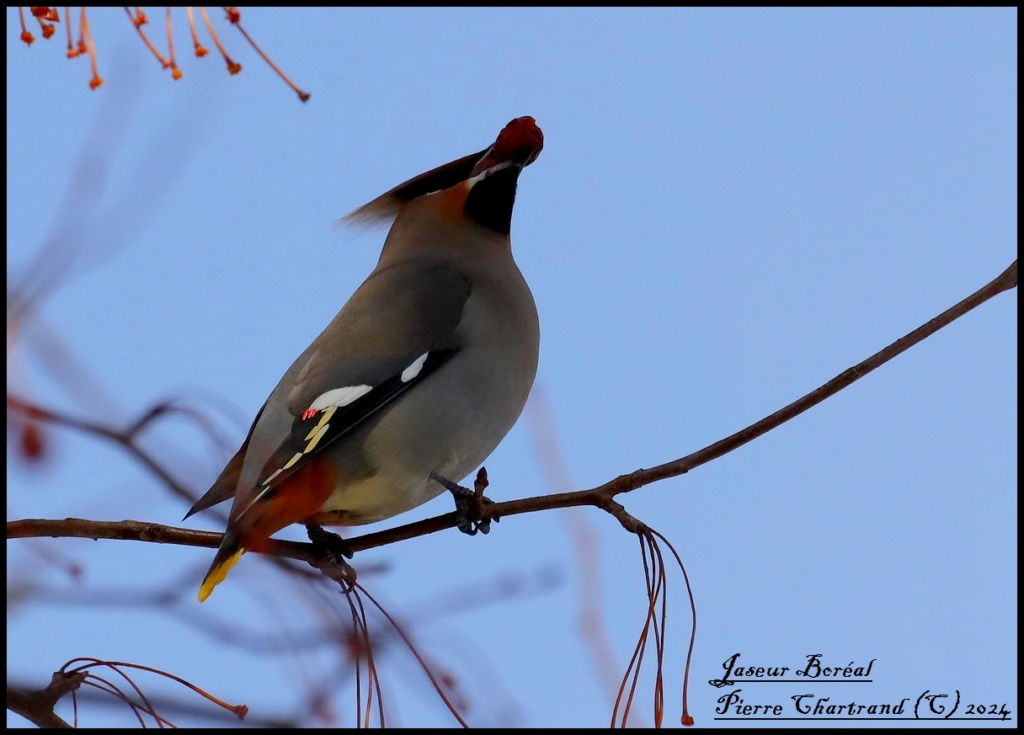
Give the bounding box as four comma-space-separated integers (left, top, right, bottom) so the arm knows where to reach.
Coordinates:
316, 472, 442, 525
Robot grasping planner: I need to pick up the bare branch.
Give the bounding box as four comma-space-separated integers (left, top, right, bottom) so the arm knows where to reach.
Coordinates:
7, 261, 1016, 584
7, 671, 87, 728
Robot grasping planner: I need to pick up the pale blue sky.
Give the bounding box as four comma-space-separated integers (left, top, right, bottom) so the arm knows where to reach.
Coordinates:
7, 8, 1017, 728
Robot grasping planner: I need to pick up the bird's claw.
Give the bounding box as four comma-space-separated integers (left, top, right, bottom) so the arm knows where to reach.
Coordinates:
305, 522, 354, 560
304, 522, 357, 588
431, 468, 497, 536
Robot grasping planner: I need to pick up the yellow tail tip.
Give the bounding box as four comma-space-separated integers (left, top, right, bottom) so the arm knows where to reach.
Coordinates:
198, 548, 245, 603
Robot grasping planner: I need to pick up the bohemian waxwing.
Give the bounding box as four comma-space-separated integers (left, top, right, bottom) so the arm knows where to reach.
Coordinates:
186, 117, 544, 602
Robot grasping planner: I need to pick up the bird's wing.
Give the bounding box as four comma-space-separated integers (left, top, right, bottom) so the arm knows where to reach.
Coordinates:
227, 263, 472, 520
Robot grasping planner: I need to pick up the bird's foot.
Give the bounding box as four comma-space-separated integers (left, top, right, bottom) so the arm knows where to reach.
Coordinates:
305, 522, 357, 588
431, 467, 498, 536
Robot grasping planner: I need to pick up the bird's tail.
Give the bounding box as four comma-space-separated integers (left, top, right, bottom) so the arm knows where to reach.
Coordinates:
198, 533, 246, 602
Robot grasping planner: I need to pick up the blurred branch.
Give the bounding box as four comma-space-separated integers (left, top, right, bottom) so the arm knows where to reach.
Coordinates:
7, 260, 1017, 568
6, 395, 198, 504
526, 389, 624, 708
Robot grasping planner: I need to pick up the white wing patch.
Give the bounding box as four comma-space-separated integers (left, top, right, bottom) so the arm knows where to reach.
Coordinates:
309, 385, 373, 411
401, 352, 429, 383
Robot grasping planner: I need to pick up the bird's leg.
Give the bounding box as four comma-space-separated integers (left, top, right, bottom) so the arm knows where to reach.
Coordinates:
305, 522, 353, 559
304, 522, 357, 588
431, 467, 497, 536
